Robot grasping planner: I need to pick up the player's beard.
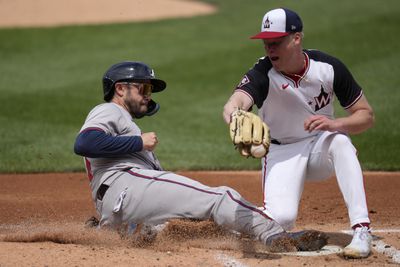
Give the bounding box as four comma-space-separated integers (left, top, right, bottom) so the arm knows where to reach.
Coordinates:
124, 91, 148, 118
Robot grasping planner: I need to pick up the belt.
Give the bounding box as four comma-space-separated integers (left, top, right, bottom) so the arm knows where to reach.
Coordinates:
96, 184, 109, 201
271, 139, 281, 145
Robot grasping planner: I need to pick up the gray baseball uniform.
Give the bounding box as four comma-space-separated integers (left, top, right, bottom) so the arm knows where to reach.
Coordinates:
76, 102, 284, 243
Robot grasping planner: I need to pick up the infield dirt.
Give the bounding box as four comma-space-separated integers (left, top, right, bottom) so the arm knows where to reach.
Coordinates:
0, 171, 399, 266
0, 0, 216, 28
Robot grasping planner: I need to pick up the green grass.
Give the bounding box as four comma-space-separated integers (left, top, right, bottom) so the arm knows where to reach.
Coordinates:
0, 0, 399, 172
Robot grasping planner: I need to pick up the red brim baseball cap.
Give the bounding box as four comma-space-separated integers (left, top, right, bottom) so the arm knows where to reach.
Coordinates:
250, 8, 303, 39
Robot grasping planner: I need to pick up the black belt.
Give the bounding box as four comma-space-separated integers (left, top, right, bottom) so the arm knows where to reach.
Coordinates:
96, 184, 109, 201
271, 139, 281, 145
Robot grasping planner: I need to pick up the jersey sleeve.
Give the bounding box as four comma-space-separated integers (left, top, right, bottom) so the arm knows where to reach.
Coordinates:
331, 57, 363, 109
80, 104, 130, 136
75, 103, 143, 158
235, 58, 271, 109
74, 129, 143, 158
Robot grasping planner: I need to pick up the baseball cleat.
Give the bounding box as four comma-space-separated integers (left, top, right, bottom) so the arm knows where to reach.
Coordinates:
266, 230, 328, 253
343, 226, 372, 258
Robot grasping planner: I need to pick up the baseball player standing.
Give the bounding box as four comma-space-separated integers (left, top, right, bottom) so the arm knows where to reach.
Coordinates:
223, 8, 375, 258
74, 61, 328, 252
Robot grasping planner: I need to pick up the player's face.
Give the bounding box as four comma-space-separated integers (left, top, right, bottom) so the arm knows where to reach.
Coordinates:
122, 82, 153, 117
262, 34, 299, 72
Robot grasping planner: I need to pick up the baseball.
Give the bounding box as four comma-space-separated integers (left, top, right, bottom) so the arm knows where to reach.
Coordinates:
250, 144, 267, 158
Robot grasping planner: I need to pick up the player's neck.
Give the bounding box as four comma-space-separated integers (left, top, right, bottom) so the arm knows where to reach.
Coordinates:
281, 52, 306, 77
112, 98, 129, 113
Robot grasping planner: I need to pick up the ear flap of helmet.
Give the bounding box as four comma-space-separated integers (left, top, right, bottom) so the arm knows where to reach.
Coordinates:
145, 100, 160, 117
133, 100, 160, 119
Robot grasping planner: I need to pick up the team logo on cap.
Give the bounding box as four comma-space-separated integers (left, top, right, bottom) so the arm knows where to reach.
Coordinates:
263, 17, 272, 29
314, 85, 332, 111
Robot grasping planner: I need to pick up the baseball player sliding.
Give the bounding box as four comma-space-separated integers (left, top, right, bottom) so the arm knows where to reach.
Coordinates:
74, 61, 328, 252
223, 8, 375, 258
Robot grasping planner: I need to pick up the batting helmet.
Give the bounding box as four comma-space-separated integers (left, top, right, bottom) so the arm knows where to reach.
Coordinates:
103, 61, 166, 101
102, 61, 166, 117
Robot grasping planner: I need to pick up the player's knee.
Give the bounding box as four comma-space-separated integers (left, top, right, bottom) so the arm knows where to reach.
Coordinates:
328, 134, 355, 156
332, 134, 351, 147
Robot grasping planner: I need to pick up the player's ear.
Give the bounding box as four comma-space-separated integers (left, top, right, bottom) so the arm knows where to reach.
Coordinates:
114, 83, 125, 97
293, 32, 303, 45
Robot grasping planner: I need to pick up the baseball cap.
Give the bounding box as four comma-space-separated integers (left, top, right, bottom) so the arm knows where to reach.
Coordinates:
250, 8, 303, 39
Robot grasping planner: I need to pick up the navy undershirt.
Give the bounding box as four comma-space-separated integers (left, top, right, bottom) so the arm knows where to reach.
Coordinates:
74, 129, 143, 158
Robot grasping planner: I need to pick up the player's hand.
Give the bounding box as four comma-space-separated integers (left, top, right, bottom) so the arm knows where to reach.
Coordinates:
304, 115, 339, 133
141, 132, 158, 151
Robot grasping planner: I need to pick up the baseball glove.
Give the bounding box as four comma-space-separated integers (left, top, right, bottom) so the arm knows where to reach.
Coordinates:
229, 109, 270, 158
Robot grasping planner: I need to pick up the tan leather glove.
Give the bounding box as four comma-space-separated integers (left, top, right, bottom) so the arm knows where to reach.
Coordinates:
229, 109, 270, 158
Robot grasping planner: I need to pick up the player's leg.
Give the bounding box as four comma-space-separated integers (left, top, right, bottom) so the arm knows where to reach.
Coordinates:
261, 138, 314, 230
307, 131, 370, 226
307, 131, 371, 258
98, 168, 284, 244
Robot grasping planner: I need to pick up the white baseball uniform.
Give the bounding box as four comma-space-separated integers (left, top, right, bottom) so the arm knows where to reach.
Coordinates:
75, 102, 284, 242
235, 49, 370, 230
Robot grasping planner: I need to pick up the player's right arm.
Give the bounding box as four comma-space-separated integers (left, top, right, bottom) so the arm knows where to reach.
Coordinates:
74, 104, 159, 158
74, 129, 159, 158
223, 91, 253, 123
74, 128, 144, 158
304, 95, 374, 134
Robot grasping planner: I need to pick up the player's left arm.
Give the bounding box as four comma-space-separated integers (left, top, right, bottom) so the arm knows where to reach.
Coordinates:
304, 94, 375, 134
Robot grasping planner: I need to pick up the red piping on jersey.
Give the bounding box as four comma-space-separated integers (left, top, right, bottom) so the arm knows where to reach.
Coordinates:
235, 89, 255, 107
80, 127, 104, 182
344, 91, 363, 109
126, 169, 274, 221
281, 52, 310, 88
84, 157, 93, 182
80, 127, 105, 133
226, 191, 274, 220
127, 169, 222, 195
